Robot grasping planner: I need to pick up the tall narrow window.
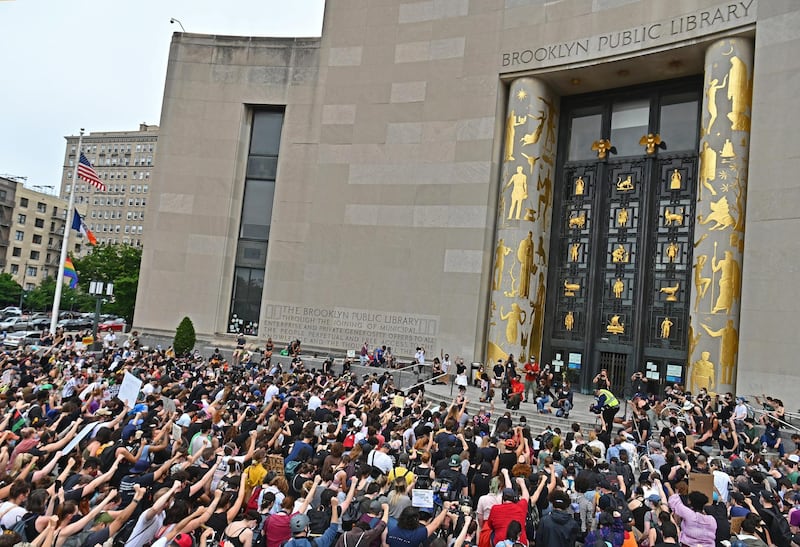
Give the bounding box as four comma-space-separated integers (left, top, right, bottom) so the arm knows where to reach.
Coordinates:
229, 110, 284, 334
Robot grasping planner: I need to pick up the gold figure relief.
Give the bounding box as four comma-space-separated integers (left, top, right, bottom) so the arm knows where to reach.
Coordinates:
536, 235, 547, 266
504, 110, 527, 162
564, 279, 581, 297
688, 323, 701, 362
592, 139, 613, 159
720, 139, 736, 159
660, 317, 674, 339
570, 242, 580, 263
565, 311, 575, 331
524, 209, 537, 222
660, 283, 680, 302
529, 272, 546, 360
617, 207, 629, 227
574, 175, 585, 196
492, 238, 512, 291
702, 319, 739, 385
693, 255, 712, 311
611, 244, 629, 263
639, 133, 662, 154
613, 278, 624, 299
710, 242, 741, 315
540, 96, 558, 149
537, 170, 553, 227
727, 55, 752, 131
505, 166, 528, 220
500, 303, 526, 345
607, 315, 625, 335
521, 110, 546, 146
670, 169, 682, 190
699, 142, 718, 201
690, 351, 716, 392
666, 241, 679, 263
705, 74, 728, 136
516, 232, 534, 299
698, 196, 735, 231
568, 212, 586, 229
616, 175, 634, 192
521, 152, 539, 175
664, 207, 684, 226
504, 263, 518, 298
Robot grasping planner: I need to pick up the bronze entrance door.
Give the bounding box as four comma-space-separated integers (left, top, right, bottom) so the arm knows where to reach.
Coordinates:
543, 79, 701, 396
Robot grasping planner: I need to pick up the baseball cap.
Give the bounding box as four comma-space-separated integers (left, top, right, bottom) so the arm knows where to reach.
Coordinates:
449, 454, 461, 467
646, 494, 661, 504
788, 455, 800, 464
502, 488, 517, 500
172, 533, 193, 547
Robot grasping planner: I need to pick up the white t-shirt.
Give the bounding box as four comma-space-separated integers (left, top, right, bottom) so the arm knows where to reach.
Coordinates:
126, 509, 165, 547
415, 349, 425, 366
264, 384, 279, 404
308, 396, 322, 411
368, 449, 393, 474
0, 502, 26, 530
713, 470, 731, 502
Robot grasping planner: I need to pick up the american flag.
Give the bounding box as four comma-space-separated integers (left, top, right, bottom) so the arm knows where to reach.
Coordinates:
77, 152, 106, 191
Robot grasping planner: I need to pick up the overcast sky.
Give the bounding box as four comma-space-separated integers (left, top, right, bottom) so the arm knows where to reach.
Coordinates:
0, 0, 325, 193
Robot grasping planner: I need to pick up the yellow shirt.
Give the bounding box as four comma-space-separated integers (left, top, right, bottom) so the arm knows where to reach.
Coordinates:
387, 466, 415, 486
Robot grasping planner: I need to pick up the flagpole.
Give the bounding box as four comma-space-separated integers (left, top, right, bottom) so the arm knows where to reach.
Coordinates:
50, 129, 83, 334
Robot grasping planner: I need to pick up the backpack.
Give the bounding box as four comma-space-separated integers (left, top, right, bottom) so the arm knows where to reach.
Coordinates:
247, 486, 264, 512
614, 462, 634, 490
11, 512, 37, 543
594, 531, 612, 547
61, 529, 94, 547
308, 504, 332, 535
98, 441, 122, 472
253, 513, 269, 547
433, 475, 457, 502
341, 496, 366, 531
285, 460, 302, 481
607, 491, 633, 524
764, 508, 792, 547
525, 500, 540, 541
414, 465, 432, 490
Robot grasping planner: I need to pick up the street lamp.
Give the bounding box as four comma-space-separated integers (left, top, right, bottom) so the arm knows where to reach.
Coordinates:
89, 281, 113, 351
169, 18, 186, 32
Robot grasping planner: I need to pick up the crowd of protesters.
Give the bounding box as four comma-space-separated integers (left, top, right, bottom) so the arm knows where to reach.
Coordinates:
0, 334, 796, 547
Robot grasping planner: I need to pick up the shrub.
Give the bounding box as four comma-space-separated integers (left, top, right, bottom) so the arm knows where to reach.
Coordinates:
173, 316, 196, 355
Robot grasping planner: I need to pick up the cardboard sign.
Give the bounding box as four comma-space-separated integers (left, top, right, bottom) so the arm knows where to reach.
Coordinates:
411, 489, 434, 508
117, 372, 142, 408
689, 472, 715, 500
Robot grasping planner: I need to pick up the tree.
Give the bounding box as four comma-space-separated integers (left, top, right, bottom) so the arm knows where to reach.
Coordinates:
0, 274, 22, 308
73, 244, 142, 322
173, 316, 196, 355
24, 277, 94, 312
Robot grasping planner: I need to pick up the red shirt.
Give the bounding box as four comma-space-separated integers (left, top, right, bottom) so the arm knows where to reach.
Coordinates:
524, 362, 539, 382
487, 499, 529, 544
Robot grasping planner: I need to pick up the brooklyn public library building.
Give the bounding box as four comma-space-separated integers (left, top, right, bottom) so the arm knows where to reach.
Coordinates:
135, 0, 799, 399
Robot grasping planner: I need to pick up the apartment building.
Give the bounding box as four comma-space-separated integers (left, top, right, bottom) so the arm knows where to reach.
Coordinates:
3, 182, 69, 289
61, 124, 157, 253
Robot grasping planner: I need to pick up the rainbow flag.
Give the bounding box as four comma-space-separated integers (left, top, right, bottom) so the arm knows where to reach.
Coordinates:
64, 257, 78, 289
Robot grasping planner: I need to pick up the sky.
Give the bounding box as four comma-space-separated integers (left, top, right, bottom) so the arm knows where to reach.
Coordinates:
0, 0, 326, 194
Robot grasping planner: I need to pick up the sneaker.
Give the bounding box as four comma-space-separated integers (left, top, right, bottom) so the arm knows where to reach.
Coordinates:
761, 448, 768, 454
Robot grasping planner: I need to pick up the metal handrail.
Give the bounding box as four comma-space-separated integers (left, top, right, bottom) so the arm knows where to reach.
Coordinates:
746, 405, 800, 434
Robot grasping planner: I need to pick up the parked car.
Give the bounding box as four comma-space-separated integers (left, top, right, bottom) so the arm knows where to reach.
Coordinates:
57, 317, 93, 331
0, 316, 30, 332
98, 318, 127, 332
3, 330, 42, 349
28, 316, 53, 330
